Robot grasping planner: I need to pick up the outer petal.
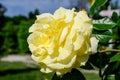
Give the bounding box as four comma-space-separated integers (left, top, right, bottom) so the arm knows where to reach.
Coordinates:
47, 55, 76, 69
54, 7, 67, 19
90, 37, 99, 53
29, 13, 54, 32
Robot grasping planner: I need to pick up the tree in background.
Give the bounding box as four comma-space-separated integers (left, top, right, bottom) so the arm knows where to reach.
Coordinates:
0, 3, 7, 16
111, 0, 120, 9
0, 5, 40, 55
69, 0, 87, 11
29, 9, 39, 19
17, 20, 34, 54
0, 3, 7, 28
0, 3, 7, 53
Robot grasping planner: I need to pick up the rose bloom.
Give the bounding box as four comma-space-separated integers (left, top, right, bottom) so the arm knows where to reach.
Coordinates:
27, 7, 93, 75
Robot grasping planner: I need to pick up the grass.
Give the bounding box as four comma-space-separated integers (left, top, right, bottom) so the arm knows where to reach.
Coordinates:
0, 61, 54, 80
0, 61, 30, 71
0, 61, 100, 80
0, 70, 54, 80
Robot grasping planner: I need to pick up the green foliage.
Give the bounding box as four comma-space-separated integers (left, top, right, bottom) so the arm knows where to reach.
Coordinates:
92, 17, 116, 44
90, 0, 108, 15
0, 21, 18, 54
111, 12, 120, 40
117, 20, 120, 28
87, 0, 120, 80
106, 74, 115, 80
0, 15, 35, 55
111, 12, 119, 23
110, 53, 120, 62
103, 62, 120, 79
93, 17, 116, 30
93, 30, 112, 44
17, 20, 34, 53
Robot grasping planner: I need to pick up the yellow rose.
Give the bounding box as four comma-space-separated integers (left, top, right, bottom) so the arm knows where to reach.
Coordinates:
27, 7, 93, 75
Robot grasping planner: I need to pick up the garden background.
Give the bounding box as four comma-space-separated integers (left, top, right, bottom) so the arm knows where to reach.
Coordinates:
0, 0, 120, 80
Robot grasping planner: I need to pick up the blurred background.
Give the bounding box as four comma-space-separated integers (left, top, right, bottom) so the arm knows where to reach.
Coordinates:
0, 0, 120, 80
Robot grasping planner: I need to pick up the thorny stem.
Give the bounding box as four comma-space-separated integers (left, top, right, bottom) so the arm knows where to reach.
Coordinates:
99, 48, 120, 80
99, 48, 120, 53
99, 53, 103, 79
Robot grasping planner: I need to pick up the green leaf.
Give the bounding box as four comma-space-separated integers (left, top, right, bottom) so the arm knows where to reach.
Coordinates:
39, 72, 54, 80
52, 73, 61, 80
88, 53, 109, 68
110, 53, 120, 62
106, 74, 115, 80
103, 62, 120, 76
111, 12, 119, 23
116, 69, 120, 80
93, 30, 112, 44
117, 20, 120, 28
90, 0, 108, 14
52, 69, 85, 80
93, 17, 116, 30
